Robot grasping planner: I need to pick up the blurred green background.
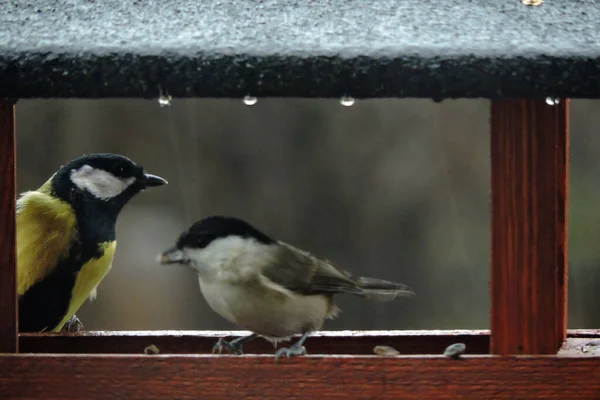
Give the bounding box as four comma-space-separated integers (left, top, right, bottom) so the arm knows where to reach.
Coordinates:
15, 99, 600, 330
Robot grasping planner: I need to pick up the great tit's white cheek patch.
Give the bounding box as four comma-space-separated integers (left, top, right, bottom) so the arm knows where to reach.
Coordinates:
70, 165, 136, 200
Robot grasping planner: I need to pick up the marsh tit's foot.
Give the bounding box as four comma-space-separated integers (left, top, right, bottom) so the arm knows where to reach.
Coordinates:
274, 342, 307, 362
212, 334, 258, 355
212, 338, 245, 355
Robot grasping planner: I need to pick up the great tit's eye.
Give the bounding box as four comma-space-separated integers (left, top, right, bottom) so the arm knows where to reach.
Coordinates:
110, 165, 129, 177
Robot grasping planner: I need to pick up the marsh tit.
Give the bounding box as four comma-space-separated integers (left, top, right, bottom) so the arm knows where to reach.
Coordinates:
158, 216, 414, 360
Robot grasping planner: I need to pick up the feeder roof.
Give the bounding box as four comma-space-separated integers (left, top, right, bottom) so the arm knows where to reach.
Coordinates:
1, 0, 599, 99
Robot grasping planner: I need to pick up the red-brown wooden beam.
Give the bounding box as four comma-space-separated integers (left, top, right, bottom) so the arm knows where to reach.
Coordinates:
490, 98, 569, 354
19, 330, 491, 355
1, 354, 599, 399
0, 99, 17, 353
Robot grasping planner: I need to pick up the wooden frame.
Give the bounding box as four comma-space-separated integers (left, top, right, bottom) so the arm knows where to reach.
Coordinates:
16, 329, 600, 355
0, 99, 17, 354
490, 99, 569, 354
18, 330, 492, 355
2, 355, 600, 399
1, 98, 599, 399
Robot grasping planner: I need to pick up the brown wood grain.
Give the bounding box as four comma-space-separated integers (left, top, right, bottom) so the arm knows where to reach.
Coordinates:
490, 99, 569, 355
1, 354, 599, 399
0, 99, 17, 353
19, 330, 491, 355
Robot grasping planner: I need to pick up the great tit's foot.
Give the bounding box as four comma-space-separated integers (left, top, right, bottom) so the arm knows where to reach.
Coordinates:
274, 342, 307, 361
212, 338, 244, 355
61, 315, 84, 333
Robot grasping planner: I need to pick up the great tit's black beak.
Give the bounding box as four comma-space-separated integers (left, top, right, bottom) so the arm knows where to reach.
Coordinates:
141, 173, 168, 187
157, 247, 187, 265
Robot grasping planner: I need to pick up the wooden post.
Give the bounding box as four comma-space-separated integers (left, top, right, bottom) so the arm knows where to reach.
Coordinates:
0, 99, 17, 353
490, 99, 569, 354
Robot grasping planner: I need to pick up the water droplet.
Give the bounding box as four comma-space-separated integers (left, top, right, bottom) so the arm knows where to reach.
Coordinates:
545, 97, 560, 106
243, 95, 258, 106
340, 96, 355, 107
158, 94, 172, 107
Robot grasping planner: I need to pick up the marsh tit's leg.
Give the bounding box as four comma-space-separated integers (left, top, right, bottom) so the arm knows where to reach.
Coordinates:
212, 333, 259, 355
61, 315, 84, 333
274, 331, 311, 362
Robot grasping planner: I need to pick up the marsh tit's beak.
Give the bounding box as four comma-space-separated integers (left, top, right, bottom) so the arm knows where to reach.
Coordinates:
157, 247, 187, 265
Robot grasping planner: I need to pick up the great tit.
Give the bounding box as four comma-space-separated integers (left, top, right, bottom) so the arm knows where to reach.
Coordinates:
17, 153, 167, 332
158, 216, 414, 360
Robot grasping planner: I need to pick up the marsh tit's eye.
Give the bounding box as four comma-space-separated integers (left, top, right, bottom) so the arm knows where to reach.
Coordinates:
195, 234, 216, 249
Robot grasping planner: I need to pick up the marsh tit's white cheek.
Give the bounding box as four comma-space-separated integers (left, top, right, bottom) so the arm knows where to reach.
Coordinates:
185, 246, 228, 272
70, 165, 136, 200
186, 237, 276, 280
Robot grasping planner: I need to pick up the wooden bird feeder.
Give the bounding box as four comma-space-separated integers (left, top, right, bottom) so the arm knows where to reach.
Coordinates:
1, 0, 600, 398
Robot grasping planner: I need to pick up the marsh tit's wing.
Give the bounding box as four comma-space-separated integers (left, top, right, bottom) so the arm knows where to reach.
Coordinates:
259, 242, 363, 296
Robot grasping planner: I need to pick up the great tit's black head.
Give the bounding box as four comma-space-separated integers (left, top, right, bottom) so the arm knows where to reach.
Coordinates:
51, 153, 167, 208
158, 216, 275, 266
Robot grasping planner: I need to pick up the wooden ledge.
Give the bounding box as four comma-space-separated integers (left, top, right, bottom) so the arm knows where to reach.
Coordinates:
1, 354, 599, 399
18, 330, 600, 356
20, 329, 491, 355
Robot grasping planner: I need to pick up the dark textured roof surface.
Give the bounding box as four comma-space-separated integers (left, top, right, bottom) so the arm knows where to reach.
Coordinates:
1, 0, 599, 99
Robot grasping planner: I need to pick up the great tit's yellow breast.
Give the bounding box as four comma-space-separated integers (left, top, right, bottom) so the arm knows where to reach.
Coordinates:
17, 183, 78, 295
54, 241, 117, 331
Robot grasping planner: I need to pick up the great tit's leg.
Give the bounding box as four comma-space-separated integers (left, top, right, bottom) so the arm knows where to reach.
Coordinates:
212, 333, 259, 355
274, 331, 310, 361
61, 315, 84, 333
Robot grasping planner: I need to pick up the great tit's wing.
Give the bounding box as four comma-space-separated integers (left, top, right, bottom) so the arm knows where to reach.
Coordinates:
261, 242, 415, 300
16, 191, 78, 295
